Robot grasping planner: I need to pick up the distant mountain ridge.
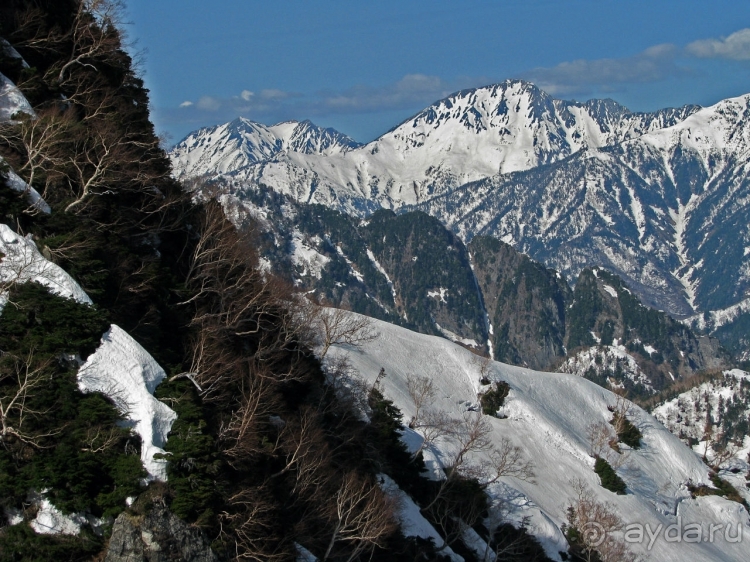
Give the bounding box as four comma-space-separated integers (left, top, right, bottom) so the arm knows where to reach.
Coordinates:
415, 92, 750, 319
171, 80, 700, 211
219, 189, 728, 398
170, 118, 361, 180
170, 81, 750, 356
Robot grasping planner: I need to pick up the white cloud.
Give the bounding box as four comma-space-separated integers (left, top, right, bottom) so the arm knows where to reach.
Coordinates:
179, 100, 193, 108
260, 89, 291, 100
524, 28, 750, 97
196, 96, 221, 111
686, 28, 750, 60
320, 74, 456, 112
168, 77, 466, 126
524, 44, 681, 96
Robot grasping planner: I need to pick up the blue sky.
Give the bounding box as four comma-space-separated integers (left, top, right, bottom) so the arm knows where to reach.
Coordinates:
124, 0, 750, 144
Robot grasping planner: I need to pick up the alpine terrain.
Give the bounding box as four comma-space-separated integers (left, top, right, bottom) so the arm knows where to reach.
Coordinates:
1, 2, 750, 562
171, 82, 750, 361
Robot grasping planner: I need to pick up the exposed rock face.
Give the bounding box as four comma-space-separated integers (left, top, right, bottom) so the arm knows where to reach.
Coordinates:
563, 267, 728, 394
468, 236, 570, 370
222, 191, 730, 387
105, 504, 218, 562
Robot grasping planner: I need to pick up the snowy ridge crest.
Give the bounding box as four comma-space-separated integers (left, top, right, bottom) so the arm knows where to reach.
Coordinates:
170, 79, 701, 212
170, 118, 360, 180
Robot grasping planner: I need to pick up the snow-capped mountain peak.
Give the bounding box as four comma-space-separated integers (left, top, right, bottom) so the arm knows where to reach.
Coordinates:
169, 83, 750, 341
170, 80, 701, 211
170, 118, 360, 180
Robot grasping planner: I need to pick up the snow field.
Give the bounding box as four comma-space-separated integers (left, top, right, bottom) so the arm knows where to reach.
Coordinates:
328, 311, 750, 561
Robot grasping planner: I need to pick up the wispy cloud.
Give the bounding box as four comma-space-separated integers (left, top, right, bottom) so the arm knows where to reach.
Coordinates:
196, 96, 222, 111
163, 28, 750, 140
318, 74, 456, 112
522, 28, 750, 97
523, 44, 683, 96
168, 73, 474, 132
686, 28, 750, 60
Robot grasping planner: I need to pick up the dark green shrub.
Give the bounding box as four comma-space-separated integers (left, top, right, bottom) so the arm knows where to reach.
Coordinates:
480, 381, 510, 416
611, 413, 642, 449
689, 474, 749, 508
594, 457, 626, 494
0, 524, 103, 561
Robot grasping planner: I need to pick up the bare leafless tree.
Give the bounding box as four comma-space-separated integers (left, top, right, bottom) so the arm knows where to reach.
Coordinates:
0, 108, 72, 201
81, 425, 121, 453
484, 437, 536, 484
420, 411, 534, 550
321, 471, 398, 562
707, 437, 741, 471
315, 306, 378, 360
12, 0, 126, 89
609, 393, 635, 440
406, 373, 435, 428
565, 480, 636, 562
220, 487, 291, 561
587, 421, 629, 470
0, 350, 57, 448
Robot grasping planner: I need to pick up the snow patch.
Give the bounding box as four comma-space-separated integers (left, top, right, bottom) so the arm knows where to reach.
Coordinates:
2, 159, 51, 213
684, 297, 750, 332
0, 223, 91, 313
0, 71, 35, 122
559, 345, 654, 393
434, 321, 480, 348
379, 474, 463, 561
366, 248, 400, 313
30, 498, 85, 536
77, 325, 177, 481
653, 369, 750, 480
427, 287, 448, 303
291, 232, 330, 279
295, 543, 318, 562
335, 244, 364, 282
602, 284, 618, 298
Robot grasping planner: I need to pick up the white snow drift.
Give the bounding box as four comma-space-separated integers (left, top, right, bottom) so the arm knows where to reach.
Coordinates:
77, 325, 177, 481
0, 223, 91, 312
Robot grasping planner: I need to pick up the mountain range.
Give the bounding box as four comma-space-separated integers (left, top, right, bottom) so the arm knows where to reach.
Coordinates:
171, 81, 750, 358
3, 3, 750, 559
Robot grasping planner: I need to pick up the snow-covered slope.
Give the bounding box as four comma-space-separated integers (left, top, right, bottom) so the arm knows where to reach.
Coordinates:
328, 312, 750, 561
0, 223, 91, 311
171, 80, 697, 213
653, 369, 750, 497
684, 297, 750, 333
170, 118, 361, 180
77, 325, 177, 481
558, 345, 654, 394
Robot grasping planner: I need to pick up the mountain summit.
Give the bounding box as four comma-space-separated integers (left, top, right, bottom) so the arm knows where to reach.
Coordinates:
171, 80, 699, 210
171, 117, 361, 179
